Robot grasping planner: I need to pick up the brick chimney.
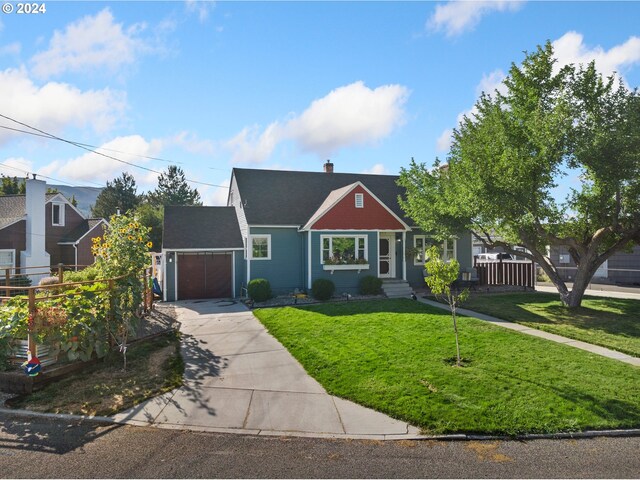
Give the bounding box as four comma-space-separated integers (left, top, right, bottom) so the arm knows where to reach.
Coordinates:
323, 160, 334, 173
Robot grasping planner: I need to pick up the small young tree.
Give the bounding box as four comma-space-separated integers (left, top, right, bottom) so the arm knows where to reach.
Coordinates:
424, 246, 469, 367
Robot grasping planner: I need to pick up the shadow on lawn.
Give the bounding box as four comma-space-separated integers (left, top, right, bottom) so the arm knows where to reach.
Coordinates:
478, 363, 640, 427
466, 293, 640, 339
0, 415, 121, 455
286, 298, 444, 317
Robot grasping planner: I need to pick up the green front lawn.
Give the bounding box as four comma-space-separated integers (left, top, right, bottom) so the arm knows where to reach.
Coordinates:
462, 293, 640, 357
254, 299, 640, 435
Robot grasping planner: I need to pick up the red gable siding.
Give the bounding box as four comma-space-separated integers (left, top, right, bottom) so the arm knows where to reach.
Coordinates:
310, 185, 405, 230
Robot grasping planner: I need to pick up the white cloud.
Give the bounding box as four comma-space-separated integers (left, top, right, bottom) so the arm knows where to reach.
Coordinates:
436, 128, 454, 153
226, 81, 409, 164
361, 163, 388, 175
38, 135, 158, 185
0, 157, 34, 177
185, 0, 215, 23
476, 69, 506, 97
0, 67, 126, 145
30, 8, 151, 78
552, 32, 640, 80
0, 42, 21, 56
156, 131, 216, 156
200, 178, 230, 206
428, 1, 524, 37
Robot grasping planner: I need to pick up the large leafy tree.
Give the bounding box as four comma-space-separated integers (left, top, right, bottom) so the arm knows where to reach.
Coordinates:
148, 165, 202, 207
399, 42, 640, 308
91, 172, 141, 219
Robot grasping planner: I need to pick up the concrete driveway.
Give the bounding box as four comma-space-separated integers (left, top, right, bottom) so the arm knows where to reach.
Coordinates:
113, 299, 420, 439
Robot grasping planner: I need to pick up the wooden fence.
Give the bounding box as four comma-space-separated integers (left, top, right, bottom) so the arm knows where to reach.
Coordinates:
473, 258, 536, 288
0, 265, 154, 360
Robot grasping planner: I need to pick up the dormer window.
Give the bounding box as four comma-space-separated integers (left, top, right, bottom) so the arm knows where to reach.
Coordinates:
52, 203, 65, 226
355, 193, 364, 208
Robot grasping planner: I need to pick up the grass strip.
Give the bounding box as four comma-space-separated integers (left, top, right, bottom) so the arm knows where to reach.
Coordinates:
254, 299, 640, 435
462, 292, 640, 357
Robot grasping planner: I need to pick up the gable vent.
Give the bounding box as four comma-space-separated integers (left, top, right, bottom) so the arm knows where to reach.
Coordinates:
355, 193, 364, 208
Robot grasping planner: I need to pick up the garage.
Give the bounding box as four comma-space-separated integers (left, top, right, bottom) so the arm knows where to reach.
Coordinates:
162, 206, 244, 302
177, 252, 232, 299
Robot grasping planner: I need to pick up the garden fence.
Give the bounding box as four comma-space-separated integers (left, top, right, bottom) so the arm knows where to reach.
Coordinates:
0, 264, 154, 365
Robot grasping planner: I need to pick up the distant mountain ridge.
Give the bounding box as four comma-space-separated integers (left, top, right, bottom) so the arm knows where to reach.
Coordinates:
50, 185, 103, 217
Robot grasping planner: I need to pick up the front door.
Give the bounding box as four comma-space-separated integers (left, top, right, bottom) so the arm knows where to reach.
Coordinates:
379, 234, 395, 278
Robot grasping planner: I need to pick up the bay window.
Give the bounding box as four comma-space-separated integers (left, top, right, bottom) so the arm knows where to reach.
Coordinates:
321, 235, 367, 264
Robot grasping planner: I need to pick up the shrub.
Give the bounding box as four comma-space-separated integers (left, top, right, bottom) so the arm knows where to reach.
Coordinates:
312, 279, 335, 301
248, 278, 272, 302
38, 276, 60, 286
359, 275, 382, 295
64, 264, 101, 283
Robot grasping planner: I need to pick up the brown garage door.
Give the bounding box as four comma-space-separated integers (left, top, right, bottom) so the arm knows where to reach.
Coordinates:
177, 252, 232, 300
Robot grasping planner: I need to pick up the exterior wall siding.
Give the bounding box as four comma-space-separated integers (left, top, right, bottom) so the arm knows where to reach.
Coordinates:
551, 245, 640, 285
248, 227, 304, 296
45, 203, 85, 266
311, 185, 405, 230
405, 229, 473, 289
165, 251, 176, 301
310, 230, 378, 295
234, 252, 246, 297
0, 220, 26, 270
608, 245, 640, 285
229, 174, 248, 240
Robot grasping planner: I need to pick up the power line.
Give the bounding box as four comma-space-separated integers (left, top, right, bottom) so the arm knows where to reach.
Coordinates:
0, 113, 229, 189
0, 124, 185, 166
0, 161, 95, 188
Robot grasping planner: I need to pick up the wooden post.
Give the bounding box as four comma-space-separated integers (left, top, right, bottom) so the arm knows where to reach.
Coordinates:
149, 267, 154, 311
143, 268, 149, 312
27, 287, 36, 356
108, 279, 115, 347
4, 268, 9, 298
57, 263, 64, 284
498, 256, 504, 285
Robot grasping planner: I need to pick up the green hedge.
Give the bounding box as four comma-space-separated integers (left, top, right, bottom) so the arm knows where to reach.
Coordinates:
248, 278, 272, 302
359, 275, 382, 295
312, 279, 335, 301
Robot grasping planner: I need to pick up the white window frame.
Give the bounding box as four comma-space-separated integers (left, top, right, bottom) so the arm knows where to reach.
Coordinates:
0, 249, 15, 272
250, 234, 271, 260
52, 202, 65, 226
413, 235, 457, 265
320, 235, 368, 264
355, 193, 364, 209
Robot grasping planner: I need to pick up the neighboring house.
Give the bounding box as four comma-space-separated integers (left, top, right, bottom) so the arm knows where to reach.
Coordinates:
549, 245, 640, 286
162, 162, 473, 300
0, 177, 107, 278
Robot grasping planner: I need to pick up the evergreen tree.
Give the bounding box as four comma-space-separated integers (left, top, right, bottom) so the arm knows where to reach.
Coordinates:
149, 165, 202, 206
91, 172, 140, 219
0, 175, 25, 195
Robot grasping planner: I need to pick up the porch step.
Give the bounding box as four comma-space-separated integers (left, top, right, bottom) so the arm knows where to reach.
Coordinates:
381, 280, 413, 298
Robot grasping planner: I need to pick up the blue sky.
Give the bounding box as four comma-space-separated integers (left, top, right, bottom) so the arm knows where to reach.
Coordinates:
1, 1, 639, 205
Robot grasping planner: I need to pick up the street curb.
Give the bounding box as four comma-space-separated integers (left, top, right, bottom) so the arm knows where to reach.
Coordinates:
2, 407, 640, 442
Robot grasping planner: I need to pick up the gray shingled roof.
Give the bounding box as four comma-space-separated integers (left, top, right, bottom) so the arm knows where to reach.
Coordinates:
58, 218, 106, 243
232, 168, 411, 226
0, 194, 60, 222
163, 206, 243, 249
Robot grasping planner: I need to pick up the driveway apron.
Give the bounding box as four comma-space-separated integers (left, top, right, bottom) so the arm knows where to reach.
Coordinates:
113, 299, 419, 439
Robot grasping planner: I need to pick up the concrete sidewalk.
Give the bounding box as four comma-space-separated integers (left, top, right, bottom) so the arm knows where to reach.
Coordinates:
536, 284, 640, 300
112, 299, 421, 439
418, 298, 640, 367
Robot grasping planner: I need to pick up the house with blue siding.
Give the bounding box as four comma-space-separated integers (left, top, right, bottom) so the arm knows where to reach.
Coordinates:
162, 162, 473, 301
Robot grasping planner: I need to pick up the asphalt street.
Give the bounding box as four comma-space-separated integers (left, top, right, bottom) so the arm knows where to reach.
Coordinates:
0, 414, 638, 478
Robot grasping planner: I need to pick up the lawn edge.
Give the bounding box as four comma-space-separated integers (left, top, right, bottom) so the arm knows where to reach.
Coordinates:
1, 406, 640, 442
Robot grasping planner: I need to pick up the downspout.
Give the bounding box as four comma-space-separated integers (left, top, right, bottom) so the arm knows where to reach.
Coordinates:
402, 231, 406, 281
